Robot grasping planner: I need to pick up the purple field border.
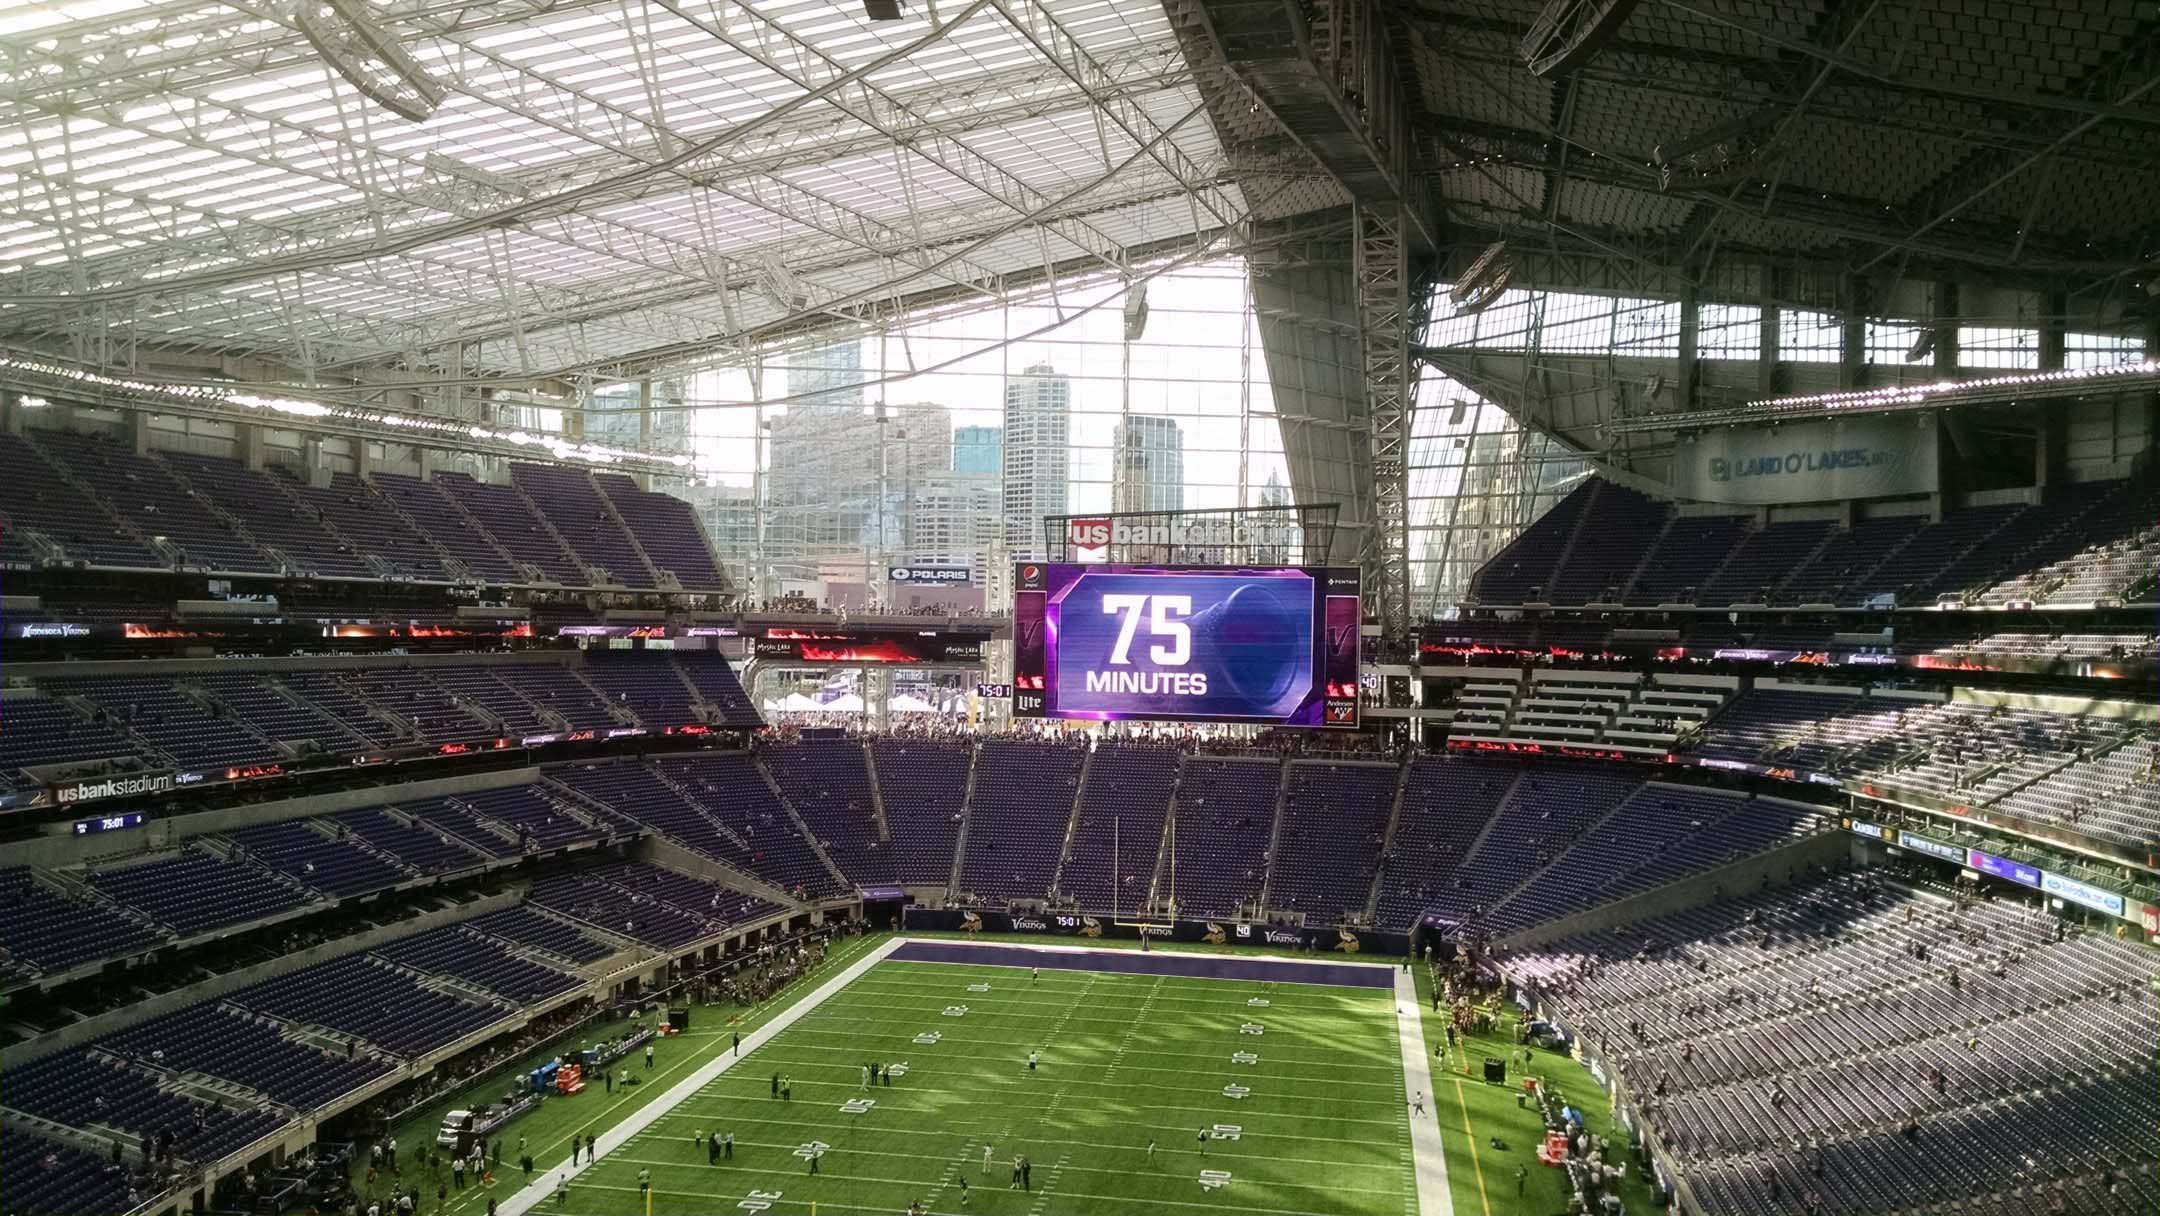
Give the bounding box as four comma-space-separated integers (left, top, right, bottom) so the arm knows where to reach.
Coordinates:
888, 940, 1393, 989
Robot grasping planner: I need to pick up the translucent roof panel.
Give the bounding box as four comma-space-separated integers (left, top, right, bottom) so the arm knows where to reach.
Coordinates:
0, 0, 1239, 376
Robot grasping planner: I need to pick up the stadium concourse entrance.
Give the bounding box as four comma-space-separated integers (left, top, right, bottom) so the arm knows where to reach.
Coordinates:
904, 906, 1412, 955
857, 884, 908, 930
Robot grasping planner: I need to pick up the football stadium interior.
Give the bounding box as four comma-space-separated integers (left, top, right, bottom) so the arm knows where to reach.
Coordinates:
1, 1, 2157, 1215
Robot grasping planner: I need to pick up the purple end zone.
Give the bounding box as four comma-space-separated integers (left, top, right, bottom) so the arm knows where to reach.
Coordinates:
888, 940, 1393, 989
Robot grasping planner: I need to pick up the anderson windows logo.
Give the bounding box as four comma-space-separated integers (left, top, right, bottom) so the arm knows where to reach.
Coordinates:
53, 772, 175, 805
1708, 447, 1895, 482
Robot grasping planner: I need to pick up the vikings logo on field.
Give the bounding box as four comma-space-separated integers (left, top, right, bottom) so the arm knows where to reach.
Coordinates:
961, 911, 983, 934
1334, 927, 1361, 954
1202, 922, 1227, 945
1079, 916, 1103, 938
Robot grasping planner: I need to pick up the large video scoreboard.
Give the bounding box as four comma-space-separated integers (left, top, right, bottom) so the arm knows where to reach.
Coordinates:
1012, 563, 1360, 728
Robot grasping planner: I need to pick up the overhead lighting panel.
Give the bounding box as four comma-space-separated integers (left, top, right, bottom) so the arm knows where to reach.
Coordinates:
296, 0, 446, 123
1449, 241, 1513, 316
1519, 0, 1641, 77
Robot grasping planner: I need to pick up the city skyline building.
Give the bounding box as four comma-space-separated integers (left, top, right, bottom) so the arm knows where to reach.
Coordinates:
1110, 414, 1184, 514
1001, 362, 1070, 559
953, 425, 1003, 475
585, 377, 691, 453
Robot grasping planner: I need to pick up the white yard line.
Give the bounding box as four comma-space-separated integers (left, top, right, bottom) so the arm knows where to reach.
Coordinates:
496, 935, 906, 1216
1393, 968, 1456, 1216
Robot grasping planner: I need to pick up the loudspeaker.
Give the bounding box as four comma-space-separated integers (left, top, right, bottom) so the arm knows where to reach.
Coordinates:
669, 1007, 690, 1032
1483, 1057, 1507, 1085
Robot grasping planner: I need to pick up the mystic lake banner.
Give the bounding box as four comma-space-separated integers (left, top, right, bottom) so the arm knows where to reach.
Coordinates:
902, 907, 1409, 956
1671, 414, 1938, 506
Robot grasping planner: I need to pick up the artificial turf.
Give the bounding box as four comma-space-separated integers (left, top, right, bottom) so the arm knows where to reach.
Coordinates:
1408, 968, 1663, 1216
542, 948, 1412, 1216
359, 932, 1651, 1216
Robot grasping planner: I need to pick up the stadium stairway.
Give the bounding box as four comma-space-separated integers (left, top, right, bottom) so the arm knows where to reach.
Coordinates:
748, 753, 854, 895
1044, 745, 1097, 901
1361, 760, 1413, 924
946, 745, 982, 894
859, 741, 896, 844
1256, 754, 1294, 912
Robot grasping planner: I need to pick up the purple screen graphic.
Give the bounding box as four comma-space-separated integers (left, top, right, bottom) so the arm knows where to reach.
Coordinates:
1013, 564, 1358, 728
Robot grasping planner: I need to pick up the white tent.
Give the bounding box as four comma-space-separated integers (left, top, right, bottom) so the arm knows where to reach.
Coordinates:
889, 693, 936, 713
775, 692, 822, 712
822, 693, 866, 712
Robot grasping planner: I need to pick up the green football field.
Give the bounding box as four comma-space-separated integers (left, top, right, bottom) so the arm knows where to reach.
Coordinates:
542, 950, 1414, 1216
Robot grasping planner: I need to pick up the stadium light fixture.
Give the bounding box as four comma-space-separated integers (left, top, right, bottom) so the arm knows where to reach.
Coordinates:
1611, 359, 2160, 432
296, 0, 446, 123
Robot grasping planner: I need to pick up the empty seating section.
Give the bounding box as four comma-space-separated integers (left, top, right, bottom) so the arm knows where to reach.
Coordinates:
1696, 687, 1871, 766
1267, 762, 1396, 923
1468, 479, 1594, 603
34, 430, 274, 574
1058, 744, 1180, 913
581, 860, 781, 927
99, 1004, 393, 1111
273, 471, 452, 583
277, 673, 401, 748
455, 785, 602, 851
673, 655, 765, 727
1861, 503, 2022, 604
0, 867, 164, 977
1775, 516, 1913, 604
1375, 757, 1517, 929
1599, 800, 1826, 900
1461, 475, 2156, 608
400, 796, 522, 858
369, 471, 523, 583
221, 819, 407, 898
330, 807, 488, 874
596, 472, 729, 591
229, 954, 508, 1059
510, 666, 621, 730
48, 675, 279, 772
870, 739, 969, 884
0, 696, 139, 786
0, 431, 156, 567
1698, 520, 1832, 605
157, 452, 372, 579
580, 654, 701, 726
656, 753, 843, 897
1506, 874, 2160, 1216
1622, 515, 1748, 604
764, 738, 889, 886
339, 669, 495, 744
196, 673, 365, 749
1546, 483, 1667, 604
374, 923, 581, 1004
464, 907, 613, 964
437, 471, 588, 584
0, 1127, 135, 1216
1, 1051, 283, 1163
431, 666, 553, 736
958, 740, 1084, 904
1994, 736, 2160, 849
1483, 786, 1761, 932
531, 863, 725, 950
510, 462, 653, 587
87, 848, 309, 936
1166, 758, 1279, 919
1423, 768, 1642, 925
